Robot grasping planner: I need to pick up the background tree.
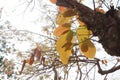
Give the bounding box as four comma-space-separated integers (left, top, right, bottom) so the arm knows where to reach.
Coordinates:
0, 0, 120, 80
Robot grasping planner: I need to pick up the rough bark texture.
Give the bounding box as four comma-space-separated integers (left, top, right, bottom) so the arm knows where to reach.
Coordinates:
56, 0, 120, 56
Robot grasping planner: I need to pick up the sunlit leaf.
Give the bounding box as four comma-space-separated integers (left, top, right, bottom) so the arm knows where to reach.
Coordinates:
53, 23, 71, 36
79, 39, 96, 58
57, 13, 72, 25
77, 25, 92, 42
56, 30, 74, 64
76, 24, 95, 58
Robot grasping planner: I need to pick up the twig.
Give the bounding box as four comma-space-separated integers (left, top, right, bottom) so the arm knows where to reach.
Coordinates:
9, 29, 56, 41
96, 59, 120, 75
53, 66, 58, 80
83, 64, 96, 80
102, 0, 110, 9
93, 0, 96, 11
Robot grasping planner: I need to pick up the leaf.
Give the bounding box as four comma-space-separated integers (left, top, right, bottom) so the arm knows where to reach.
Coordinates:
117, 58, 120, 62
77, 25, 92, 42
62, 9, 77, 17
41, 56, 45, 64
76, 24, 95, 58
56, 30, 74, 64
57, 13, 72, 25
34, 48, 41, 60
33, 48, 40, 56
50, 0, 56, 3
101, 59, 108, 64
29, 54, 34, 65
79, 40, 96, 58
77, 19, 86, 26
19, 60, 26, 74
53, 23, 71, 36
33, 47, 42, 61
36, 51, 41, 61
59, 6, 66, 12
95, 8, 105, 14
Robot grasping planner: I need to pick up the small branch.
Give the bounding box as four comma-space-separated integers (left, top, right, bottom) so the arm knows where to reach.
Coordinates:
93, 0, 96, 11
74, 50, 82, 80
77, 62, 82, 80
96, 59, 120, 75
6, 29, 56, 41
83, 64, 96, 80
69, 56, 97, 64
53, 66, 58, 80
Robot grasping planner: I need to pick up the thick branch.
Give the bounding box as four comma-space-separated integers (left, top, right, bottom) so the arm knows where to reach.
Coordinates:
56, 0, 120, 56
69, 56, 120, 75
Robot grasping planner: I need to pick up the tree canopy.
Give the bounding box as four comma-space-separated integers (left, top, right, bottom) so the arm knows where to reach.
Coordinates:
0, 0, 120, 80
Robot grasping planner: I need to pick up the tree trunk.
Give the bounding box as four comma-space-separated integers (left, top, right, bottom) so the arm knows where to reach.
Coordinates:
56, 0, 120, 56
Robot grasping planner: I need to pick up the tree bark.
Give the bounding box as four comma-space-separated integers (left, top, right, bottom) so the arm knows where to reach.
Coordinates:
56, 0, 120, 56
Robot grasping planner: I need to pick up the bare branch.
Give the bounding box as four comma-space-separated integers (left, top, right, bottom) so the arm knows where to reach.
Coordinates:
96, 59, 120, 75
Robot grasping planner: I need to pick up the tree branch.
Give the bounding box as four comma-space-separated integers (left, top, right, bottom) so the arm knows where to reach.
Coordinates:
56, 0, 120, 56
96, 59, 120, 75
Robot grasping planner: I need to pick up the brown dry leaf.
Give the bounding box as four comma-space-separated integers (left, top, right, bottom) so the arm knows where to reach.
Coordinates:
59, 6, 67, 12
34, 48, 40, 56
95, 8, 105, 14
34, 48, 42, 61
19, 60, 26, 74
29, 54, 34, 65
101, 59, 108, 64
117, 58, 120, 62
62, 9, 77, 17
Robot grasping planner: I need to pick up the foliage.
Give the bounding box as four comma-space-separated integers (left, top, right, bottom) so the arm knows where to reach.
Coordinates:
0, 0, 120, 80
53, 7, 97, 64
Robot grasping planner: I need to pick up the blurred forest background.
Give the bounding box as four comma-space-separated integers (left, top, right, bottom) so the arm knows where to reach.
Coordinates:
0, 0, 120, 80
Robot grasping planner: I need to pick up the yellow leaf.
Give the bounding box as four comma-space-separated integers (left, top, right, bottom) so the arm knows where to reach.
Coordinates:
56, 30, 74, 64
77, 25, 92, 43
79, 40, 96, 58
53, 23, 71, 36
60, 44, 72, 64
57, 13, 72, 25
